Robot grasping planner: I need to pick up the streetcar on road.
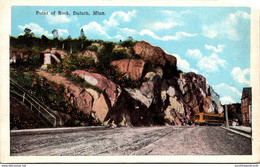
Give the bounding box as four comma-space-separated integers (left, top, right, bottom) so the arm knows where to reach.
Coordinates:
194, 112, 224, 126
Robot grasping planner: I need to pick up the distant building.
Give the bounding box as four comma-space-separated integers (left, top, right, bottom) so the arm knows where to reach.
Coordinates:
40, 49, 61, 65
222, 103, 242, 126
241, 87, 252, 127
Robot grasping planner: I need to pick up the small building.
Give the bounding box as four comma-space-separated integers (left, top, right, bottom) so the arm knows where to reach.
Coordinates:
40, 49, 61, 65
241, 87, 252, 127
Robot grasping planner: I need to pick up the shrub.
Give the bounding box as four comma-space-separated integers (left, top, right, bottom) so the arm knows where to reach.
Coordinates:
86, 45, 98, 52
120, 39, 137, 48
111, 49, 130, 61
11, 71, 101, 126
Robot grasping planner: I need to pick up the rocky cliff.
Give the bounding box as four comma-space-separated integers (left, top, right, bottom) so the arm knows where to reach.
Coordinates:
36, 40, 223, 127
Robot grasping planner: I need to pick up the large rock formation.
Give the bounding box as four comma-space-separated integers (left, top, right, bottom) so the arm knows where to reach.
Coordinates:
102, 41, 223, 126
71, 70, 122, 107
36, 40, 223, 127
36, 70, 109, 123
111, 59, 145, 80
133, 41, 177, 69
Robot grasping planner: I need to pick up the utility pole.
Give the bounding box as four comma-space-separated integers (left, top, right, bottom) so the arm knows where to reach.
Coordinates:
225, 104, 229, 128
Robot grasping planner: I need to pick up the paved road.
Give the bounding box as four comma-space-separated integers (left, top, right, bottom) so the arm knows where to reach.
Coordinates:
10, 126, 251, 156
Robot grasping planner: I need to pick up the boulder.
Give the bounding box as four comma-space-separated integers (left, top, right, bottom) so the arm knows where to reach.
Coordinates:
133, 41, 177, 68
71, 70, 122, 107
74, 90, 93, 114
92, 93, 109, 122
133, 41, 167, 66
36, 70, 109, 122
111, 59, 145, 80
125, 88, 153, 108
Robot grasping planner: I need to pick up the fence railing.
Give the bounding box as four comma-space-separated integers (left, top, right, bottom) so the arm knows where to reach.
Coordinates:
10, 77, 59, 127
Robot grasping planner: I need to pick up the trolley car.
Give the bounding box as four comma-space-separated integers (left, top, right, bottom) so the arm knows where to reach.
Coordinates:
194, 112, 224, 126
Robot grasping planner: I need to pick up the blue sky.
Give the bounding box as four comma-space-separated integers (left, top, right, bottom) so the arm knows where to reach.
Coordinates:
11, 6, 251, 104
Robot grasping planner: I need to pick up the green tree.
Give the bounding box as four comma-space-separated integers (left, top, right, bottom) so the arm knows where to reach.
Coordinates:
79, 28, 86, 49
24, 28, 32, 36
52, 29, 59, 39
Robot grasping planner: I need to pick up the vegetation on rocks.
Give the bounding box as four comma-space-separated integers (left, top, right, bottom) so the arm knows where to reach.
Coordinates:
10, 33, 141, 128
10, 31, 223, 128
11, 71, 101, 127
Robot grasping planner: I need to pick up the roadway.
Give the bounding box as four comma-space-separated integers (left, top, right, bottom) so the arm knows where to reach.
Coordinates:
10, 126, 251, 156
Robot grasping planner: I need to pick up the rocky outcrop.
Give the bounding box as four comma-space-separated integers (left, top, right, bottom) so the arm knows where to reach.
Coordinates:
111, 59, 145, 80
78, 50, 98, 62
104, 90, 153, 126
105, 73, 165, 126
104, 70, 223, 126
133, 41, 177, 69
96, 41, 223, 127
36, 70, 109, 123
71, 70, 122, 107
36, 40, 223, 127
91, 92, 109, 122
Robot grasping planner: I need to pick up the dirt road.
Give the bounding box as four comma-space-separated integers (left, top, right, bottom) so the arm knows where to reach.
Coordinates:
10, 126, 251, 156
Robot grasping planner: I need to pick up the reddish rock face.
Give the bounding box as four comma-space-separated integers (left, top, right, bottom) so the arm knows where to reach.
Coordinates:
133, 41, 166, 66
75, 90, 93, 115
111, 59, 145, 80
34, 41, 223, 127
92, 93, 109, 122
133, 41, 176, 68
165, 54, 177, 67
72, 70, 122, 107
36, 70, 110, 122
36, 70, 93, 115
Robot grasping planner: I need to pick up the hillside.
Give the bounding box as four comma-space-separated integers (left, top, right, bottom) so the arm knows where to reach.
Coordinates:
10, 36, 223, 127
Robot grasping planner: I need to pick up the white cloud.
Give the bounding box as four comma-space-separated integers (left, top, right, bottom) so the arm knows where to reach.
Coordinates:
57, 29, 69, 37
213, 83, 242, 104
204, 44, 225, 53
119, 28, 137, 35
174, 54, 198, 73
202, 10, 250, 40
18, 23, 52, 37
139, 29, 197, 41
214, 83, 242, 97
185, 49, 203, 59
197, 53, 226, 72
103, 10, 136, 27
153, 22, 181, 30
150, 10, 191, 31
231, 67, 250, 85
220, 96, 235, 104
46, 14, 78, 25
81, 22, 121, 40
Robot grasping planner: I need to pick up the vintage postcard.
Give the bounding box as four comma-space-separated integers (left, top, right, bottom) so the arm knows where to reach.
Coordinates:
0, 0, 259, 164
